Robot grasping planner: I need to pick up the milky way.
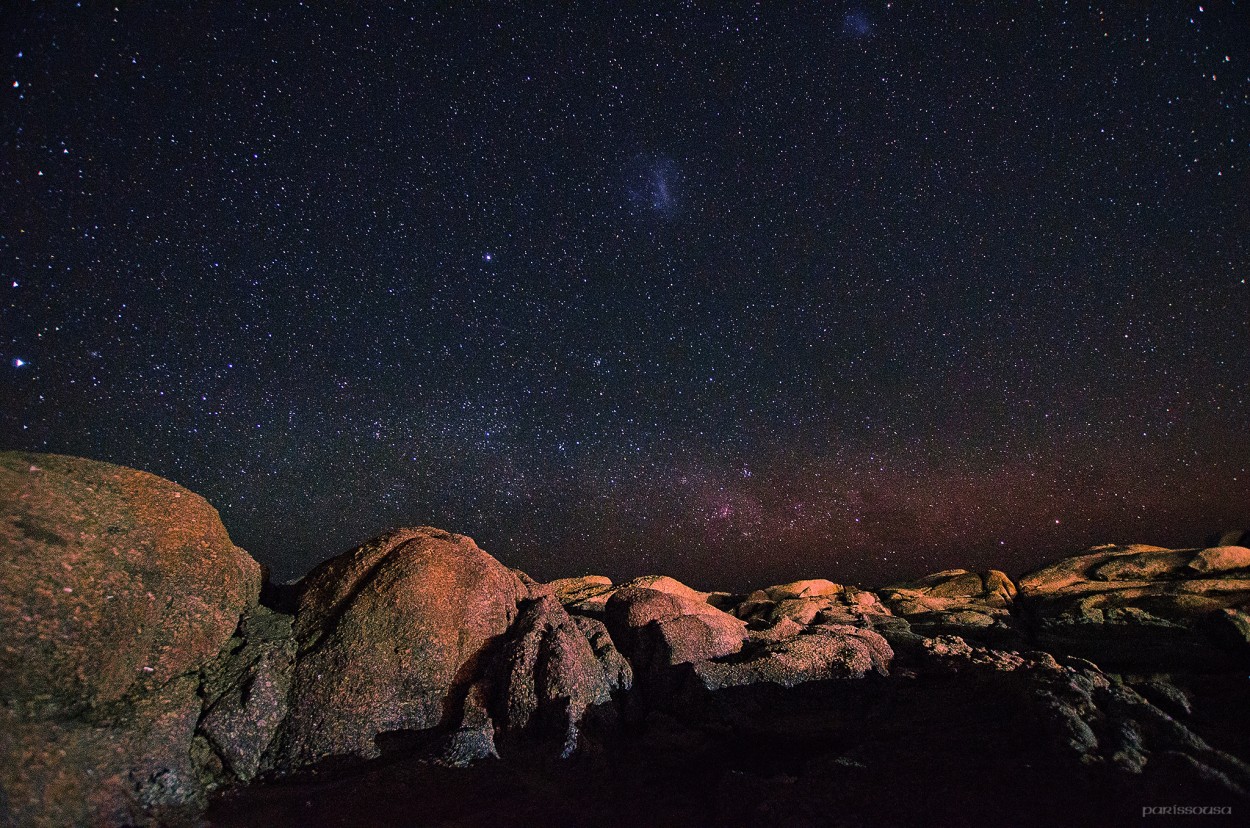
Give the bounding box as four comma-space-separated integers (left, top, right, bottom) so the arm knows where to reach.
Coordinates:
2, 4, 1247, 589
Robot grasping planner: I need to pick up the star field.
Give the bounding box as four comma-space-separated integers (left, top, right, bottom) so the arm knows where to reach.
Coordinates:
2, 3, 1248, 590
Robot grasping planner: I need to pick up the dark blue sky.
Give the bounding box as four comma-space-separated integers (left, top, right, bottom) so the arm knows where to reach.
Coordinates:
3, 3, 1248, 589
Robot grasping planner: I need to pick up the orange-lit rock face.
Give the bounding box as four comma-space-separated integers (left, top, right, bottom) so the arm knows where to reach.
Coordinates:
619, 574, 711, 602
871, 569, 1023, 648
1188, 545, 1250, 576
880, 569, 1018, 613
762, 579, 843, 601
548, 574, 614, 604
0, 451, 261, 714
1018, 544, 1250, 622
549, 574, 616, 617
283, 527, 528, 766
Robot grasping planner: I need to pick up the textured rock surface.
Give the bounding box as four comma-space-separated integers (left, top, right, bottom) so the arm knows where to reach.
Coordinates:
730, 579, 895, 632
548, 574, 613, 604
2, 677, 207, 828
693, 623, 892, 690
619, 574, 711, 602
6, 458, 1250, 826
761, 578, 843, 600
548, 574, 616, 617
0, 452, 262, 827
908, 635, 1250, 792
486, 595, 610, 755
571, 615, 633, 693
433, 681, 499, 768
279, 527, 528, 768
1189, 545, 1250, 575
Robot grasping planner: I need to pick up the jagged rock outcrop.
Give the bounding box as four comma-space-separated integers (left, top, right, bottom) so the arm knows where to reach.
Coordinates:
277, 527, 529, 768
549, 574, 612, 601
548, 574, 616, 617
907, 635, 1250, 793
0, 452, 262, 827
571, 615, 633, 693
485, 595, 612, 757
433, 681, 498, 768
1017, 543, 1250, 669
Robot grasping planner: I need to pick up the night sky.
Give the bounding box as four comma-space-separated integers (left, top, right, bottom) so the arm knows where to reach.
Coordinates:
3, 3, 1248, 590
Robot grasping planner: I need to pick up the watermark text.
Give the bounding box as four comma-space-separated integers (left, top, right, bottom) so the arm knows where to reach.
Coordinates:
1143, 805, 1233, 817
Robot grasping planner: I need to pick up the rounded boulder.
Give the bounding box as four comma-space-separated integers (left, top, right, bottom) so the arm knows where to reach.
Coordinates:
281, 527, 528, 767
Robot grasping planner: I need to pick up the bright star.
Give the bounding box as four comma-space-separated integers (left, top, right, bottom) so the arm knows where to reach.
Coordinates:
13, 358, 26, 368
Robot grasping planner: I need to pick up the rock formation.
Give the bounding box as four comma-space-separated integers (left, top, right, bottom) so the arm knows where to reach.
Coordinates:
879, 567, 1023, 647
2, 452, 1249, 827
604, 585, 748, 669
1017, 542, 1250, 669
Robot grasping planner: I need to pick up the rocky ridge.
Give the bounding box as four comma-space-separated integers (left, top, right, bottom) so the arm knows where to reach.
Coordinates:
1, 452, 1248, 827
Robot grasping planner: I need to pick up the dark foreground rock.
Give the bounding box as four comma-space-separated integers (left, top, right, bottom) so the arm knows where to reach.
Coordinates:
3, 452, 1250, 827
207, 635, 1250, 828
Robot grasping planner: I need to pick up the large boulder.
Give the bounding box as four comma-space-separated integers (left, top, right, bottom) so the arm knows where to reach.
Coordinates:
278, 527, 528, 768
619, 574, 711, 602
1189, 546, 1250, 576
0, 452, 262, 827
1018, 544, 1250, 669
